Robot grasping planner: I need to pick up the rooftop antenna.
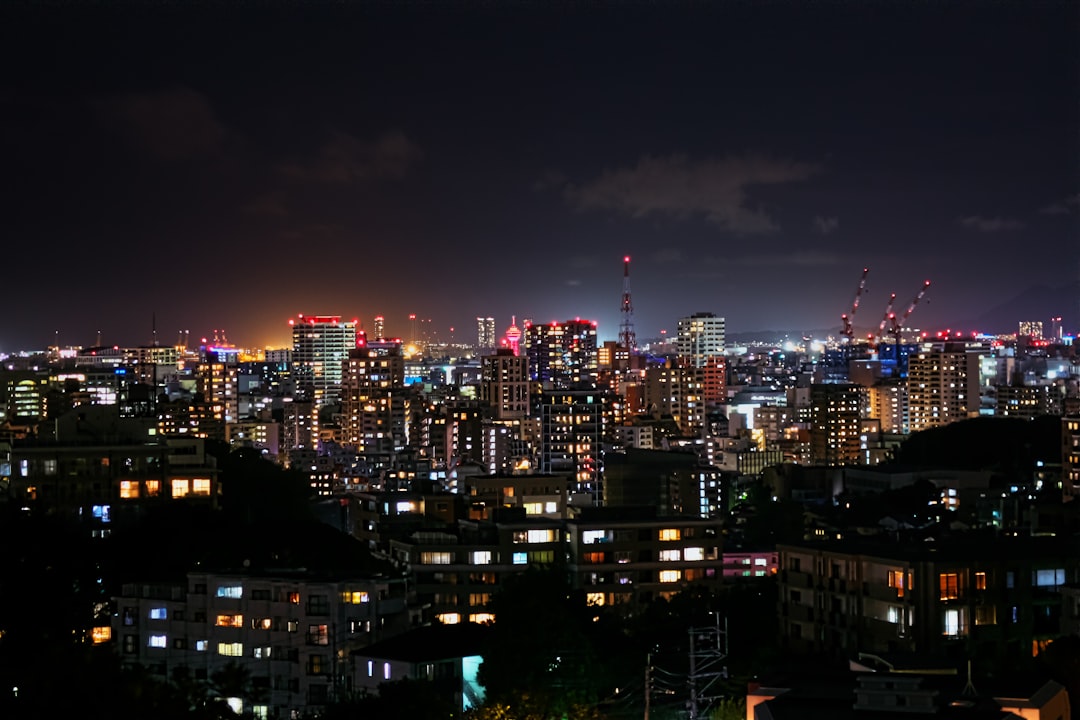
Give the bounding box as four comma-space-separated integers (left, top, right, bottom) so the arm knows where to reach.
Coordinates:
961, 659, 977, 697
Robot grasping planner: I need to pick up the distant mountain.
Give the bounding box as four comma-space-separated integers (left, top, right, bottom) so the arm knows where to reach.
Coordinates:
962, 281, 1080, 335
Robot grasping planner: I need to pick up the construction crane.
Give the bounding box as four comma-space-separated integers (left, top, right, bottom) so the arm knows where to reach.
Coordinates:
840, 267, 869, 342
888, 280, 931, 344
874, 292, 897, 346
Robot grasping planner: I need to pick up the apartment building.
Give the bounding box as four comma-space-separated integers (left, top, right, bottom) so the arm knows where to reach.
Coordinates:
111, 569, 409, 718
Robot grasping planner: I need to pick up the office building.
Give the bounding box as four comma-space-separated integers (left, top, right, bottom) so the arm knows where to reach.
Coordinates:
290, 314, 357, 407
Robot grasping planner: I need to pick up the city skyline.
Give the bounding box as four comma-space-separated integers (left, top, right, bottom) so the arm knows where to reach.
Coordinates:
2, 1, 1078, 351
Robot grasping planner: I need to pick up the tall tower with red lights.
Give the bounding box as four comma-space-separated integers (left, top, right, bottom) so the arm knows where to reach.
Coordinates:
619, 255, 637, 356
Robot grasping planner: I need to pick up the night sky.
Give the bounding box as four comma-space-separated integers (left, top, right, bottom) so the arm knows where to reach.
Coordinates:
2, 0, 1078, 351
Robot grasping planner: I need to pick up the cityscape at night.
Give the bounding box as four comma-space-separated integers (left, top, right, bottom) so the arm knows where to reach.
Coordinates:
1, 1, 1079, 719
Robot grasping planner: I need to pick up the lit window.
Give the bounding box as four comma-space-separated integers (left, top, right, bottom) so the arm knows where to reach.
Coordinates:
145, 480, 161, 496
684, 547, 704, 561
659, 529, 681, 541
92, 626, 112, 644
512, 552, 527, 565
252, 617, 272, 630
470, 613, 495, 624
421, 552, 453, 565
1034, 568, 1066, 587
218, 642, 244, 657
384, 662, 392, 680
975, 606, 996, 626
583, 530, 606, 544
192, 478, 211, 495
149, 607, 168, 620
436, 613, 461, 625
171, 479, 190, 498
586, 592, 606, 606
659, 570, 682, 583
888, 570, 905, 597
120, 481, 139, 499
216, 585, 243, 599
939, 573, 959, 600
975, 572, 987, 590
253, 646, 272, 659
216, 614, 243, 628
342, 591, 369, 604
943, 608, 967, 637
307, 625, 329, 645
471, 551, 492, 565
659, 550, 681, 562
196, 640, 208, 652
149, 635, 167, 648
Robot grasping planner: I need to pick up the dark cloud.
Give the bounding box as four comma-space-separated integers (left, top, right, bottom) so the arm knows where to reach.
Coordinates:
958, 215, 1025, 232
277, 130, 423, 184
95, 87, 226, 161
565, 153, 820, 234
1038, 193, 1080, 215
814, 216, 839, 235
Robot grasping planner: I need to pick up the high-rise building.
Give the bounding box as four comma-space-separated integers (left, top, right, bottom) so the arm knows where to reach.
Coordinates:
539, 388, 608, 502
340, 343, 407, 455
676, 313, 726, 367
481, 349, 529, 421
809, 383, 866, 466
476, 317, 496, 351
289, 314, 357, 407
524, 319, 598, 389
907, 344, 981, 434
1063, 415, 1080, 502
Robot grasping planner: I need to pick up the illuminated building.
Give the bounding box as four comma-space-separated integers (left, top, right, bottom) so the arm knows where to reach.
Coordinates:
809, 383, 866, 466
868, 376, 909, 434
226, 419, 281, 461
907, 344, 981, 434
1065, 415, 1080, 502
523, 318, 598, 389
566, 507, 723, 609
539, 388, 607, 502
778, 536, 1080, 662
502, 316, 522, 357
196, 346, 239, 426
289, 314, 357, 407
110, 570, 409, 719
1018, 320, 1044, 340
480, 349, 529, 421
9, 422, 218, 526
676, 312, 726, 366
476, 316, 496, 350
340, 344, 408, 456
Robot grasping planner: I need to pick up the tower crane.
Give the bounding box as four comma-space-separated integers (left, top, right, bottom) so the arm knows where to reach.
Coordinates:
840, 267, 869, 342
888, 280, 931, 344
874, 292, 897, 347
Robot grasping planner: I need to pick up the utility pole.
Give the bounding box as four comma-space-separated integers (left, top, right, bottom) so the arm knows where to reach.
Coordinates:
687, 614, 729, 720
644, 651, 651, 720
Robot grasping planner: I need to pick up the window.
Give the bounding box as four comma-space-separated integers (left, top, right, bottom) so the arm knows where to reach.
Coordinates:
975, 606, 996, 626
886, 606, 901, 624
513, 529, 556, 544
196, 640, 208, 652
470, 613, 495, 623
251, 589, 271, 601
512, 552, 527, 565
614, 551, 632, 564
659, 570, 682, 583
436, 613, 461, 624
383, 662, 392, 680
470, 551, 492, 565
120, 481, 139, 499
888, 570, 905, 598
287, 620, 299, 633
307, 655, 328, 675
975, 572, 987, 591
529, 550, 554, 563
307, 625, 329, 646
659, 528, 682, 541
192, 478, 211, 495
939, 573, 959, 600
684, 547, 704, 561
216, 585, 243, 599
523, 502, 543, 515
149, 607, 168, 620
583, 552, 605, 564
218, 642, 244, 657
216, 614, 243, 628
1033, 568, 1066, 588
659, 550, 681, 562
942, 608, 967, 637
92, 626, 111, 644
288, 592, 300, 604
754, 557, 767, 566
252, 617, 272, 630
307, 595, 329, 615
171, 479, 190, 498
342, 591, 369, 604
583, 530, 607, 544
469, 593, 490, 607
145, 480, 161, 496
148, 635, 167, 648
421, 552, 453, 565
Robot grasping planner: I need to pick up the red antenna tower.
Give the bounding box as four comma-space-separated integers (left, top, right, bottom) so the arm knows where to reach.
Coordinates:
619, 255, 637, 353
